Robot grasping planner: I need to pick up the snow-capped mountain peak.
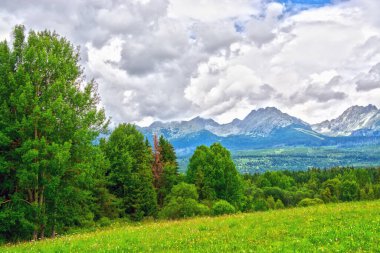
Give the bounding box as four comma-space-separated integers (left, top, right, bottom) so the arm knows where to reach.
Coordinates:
142, 107, 310, 138
141, 105, 380, 140
312, 104, 380, 136
228, 107, 309, 137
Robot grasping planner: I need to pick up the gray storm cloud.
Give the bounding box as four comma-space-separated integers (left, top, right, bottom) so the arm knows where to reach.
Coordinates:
1, 0, 380, 125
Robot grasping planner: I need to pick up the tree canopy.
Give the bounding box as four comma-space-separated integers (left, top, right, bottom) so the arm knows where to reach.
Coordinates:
187, 143, 244, 208
101, 124, 157, 220
0, 25, 108, 241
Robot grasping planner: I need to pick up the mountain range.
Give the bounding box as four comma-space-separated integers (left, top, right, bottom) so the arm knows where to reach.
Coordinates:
139, 105, 380, 155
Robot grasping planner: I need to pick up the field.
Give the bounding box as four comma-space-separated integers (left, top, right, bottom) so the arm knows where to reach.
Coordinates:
2, 200, 380, 252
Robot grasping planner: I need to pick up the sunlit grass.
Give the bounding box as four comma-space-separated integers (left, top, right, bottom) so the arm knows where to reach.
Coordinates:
3, 200, 380, 252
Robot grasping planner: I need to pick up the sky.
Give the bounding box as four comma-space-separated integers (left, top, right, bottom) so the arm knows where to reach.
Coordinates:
1, 0, 380, 126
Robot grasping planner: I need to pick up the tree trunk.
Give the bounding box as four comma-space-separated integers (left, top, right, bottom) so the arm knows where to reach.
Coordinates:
51, 225, 56, 239
33, 230, 38, 241
40, 224, 45, 239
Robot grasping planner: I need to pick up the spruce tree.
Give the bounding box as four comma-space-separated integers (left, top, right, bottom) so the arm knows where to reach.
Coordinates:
102, 124, 157, 220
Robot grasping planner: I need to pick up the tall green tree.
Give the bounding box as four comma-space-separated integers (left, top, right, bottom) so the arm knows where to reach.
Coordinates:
187, 143, 243, 208
0, 25, 108, 241
156, 136, 179, 206
101, 124, 157, 220
340, 180, 359, 202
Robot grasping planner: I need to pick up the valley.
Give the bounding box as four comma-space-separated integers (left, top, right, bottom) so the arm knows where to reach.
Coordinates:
142, 105, 380, 172
177, 145, 380, 173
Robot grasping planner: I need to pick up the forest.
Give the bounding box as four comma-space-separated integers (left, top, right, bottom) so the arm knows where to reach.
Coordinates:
1, 26, 380, 244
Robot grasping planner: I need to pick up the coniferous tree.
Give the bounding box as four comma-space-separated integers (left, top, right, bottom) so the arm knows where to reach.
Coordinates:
102, 124, 157, 220
156, 135, 179, 206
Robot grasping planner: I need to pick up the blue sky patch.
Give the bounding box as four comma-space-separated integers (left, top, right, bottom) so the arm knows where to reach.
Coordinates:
276, 0, 332, 5
275, 0, 334, 13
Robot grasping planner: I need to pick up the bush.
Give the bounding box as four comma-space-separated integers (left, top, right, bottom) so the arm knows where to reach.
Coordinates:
266, 196, 275, 209
97, 217, 111, 227
158, 198, 209, 219
297, 198, 324, 207
212, 200, 236, 216
158, 182, 210, 219
254, 199, 269, 211
274, 199, 285, 209
169, 183, 198, 200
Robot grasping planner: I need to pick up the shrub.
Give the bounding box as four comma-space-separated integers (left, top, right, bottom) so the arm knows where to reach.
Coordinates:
158, 183, 210, 219
158, 198, 209, 219
254, 199, 269, 211
212, 200, 236, 216
169, 183, 198, 200
274, 199, 285, 209
297, 198, 324, 207
97, 217, 111, 227
266, 196, 275, 209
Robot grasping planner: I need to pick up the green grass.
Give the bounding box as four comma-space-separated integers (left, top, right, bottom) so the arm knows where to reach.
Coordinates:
3, 201, 380, 252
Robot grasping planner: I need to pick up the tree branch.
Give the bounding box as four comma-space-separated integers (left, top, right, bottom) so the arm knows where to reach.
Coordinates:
0, 200, 11, 206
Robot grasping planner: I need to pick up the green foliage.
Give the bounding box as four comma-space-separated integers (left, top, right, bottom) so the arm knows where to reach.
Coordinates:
159, 183, 209, 219
101, 124, 157, 220
297, 198, 324, 207
0, 196, 35, 243
156, 136, 180, 206
254, 199, 269, 211
167, 182, 198, 200
159, 136, 177, 166
212, 200, 236, 216
97, 217, 111, 227
187, 143, 244, 208
243, 167, 380, 211
158, 198, 209, 220
266, 196, 276, 209
340, 180, 359, 202
274, 199, 285, 209
0, 25, 108, 241
322, 178, 341, 202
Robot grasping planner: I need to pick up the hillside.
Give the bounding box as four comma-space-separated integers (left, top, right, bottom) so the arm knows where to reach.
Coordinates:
140, 105, 380, 156
3, 201, 380, 252
312, 105, 380, 137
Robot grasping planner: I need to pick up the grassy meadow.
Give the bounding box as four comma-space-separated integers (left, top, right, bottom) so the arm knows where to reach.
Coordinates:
2, 200, 380, 252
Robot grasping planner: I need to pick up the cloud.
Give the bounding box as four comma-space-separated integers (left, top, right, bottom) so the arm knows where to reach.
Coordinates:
245, 2, 285, 46
184, 56, 280, 120
355, 63, 380, 92
167, 0, 261, 22
1, 0, 380, 126
289, 72, 347, 104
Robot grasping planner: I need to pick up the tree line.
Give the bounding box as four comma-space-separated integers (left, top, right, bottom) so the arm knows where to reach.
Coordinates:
1, 26, 380, 243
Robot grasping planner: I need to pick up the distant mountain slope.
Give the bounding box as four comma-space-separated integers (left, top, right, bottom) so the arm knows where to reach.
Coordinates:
137, 105, 380, 156
312, 105, 380, 137
143, 116, 219, 139
140, 107, 332, 155
213, 107, 309, 137
141, 107, 311, 138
